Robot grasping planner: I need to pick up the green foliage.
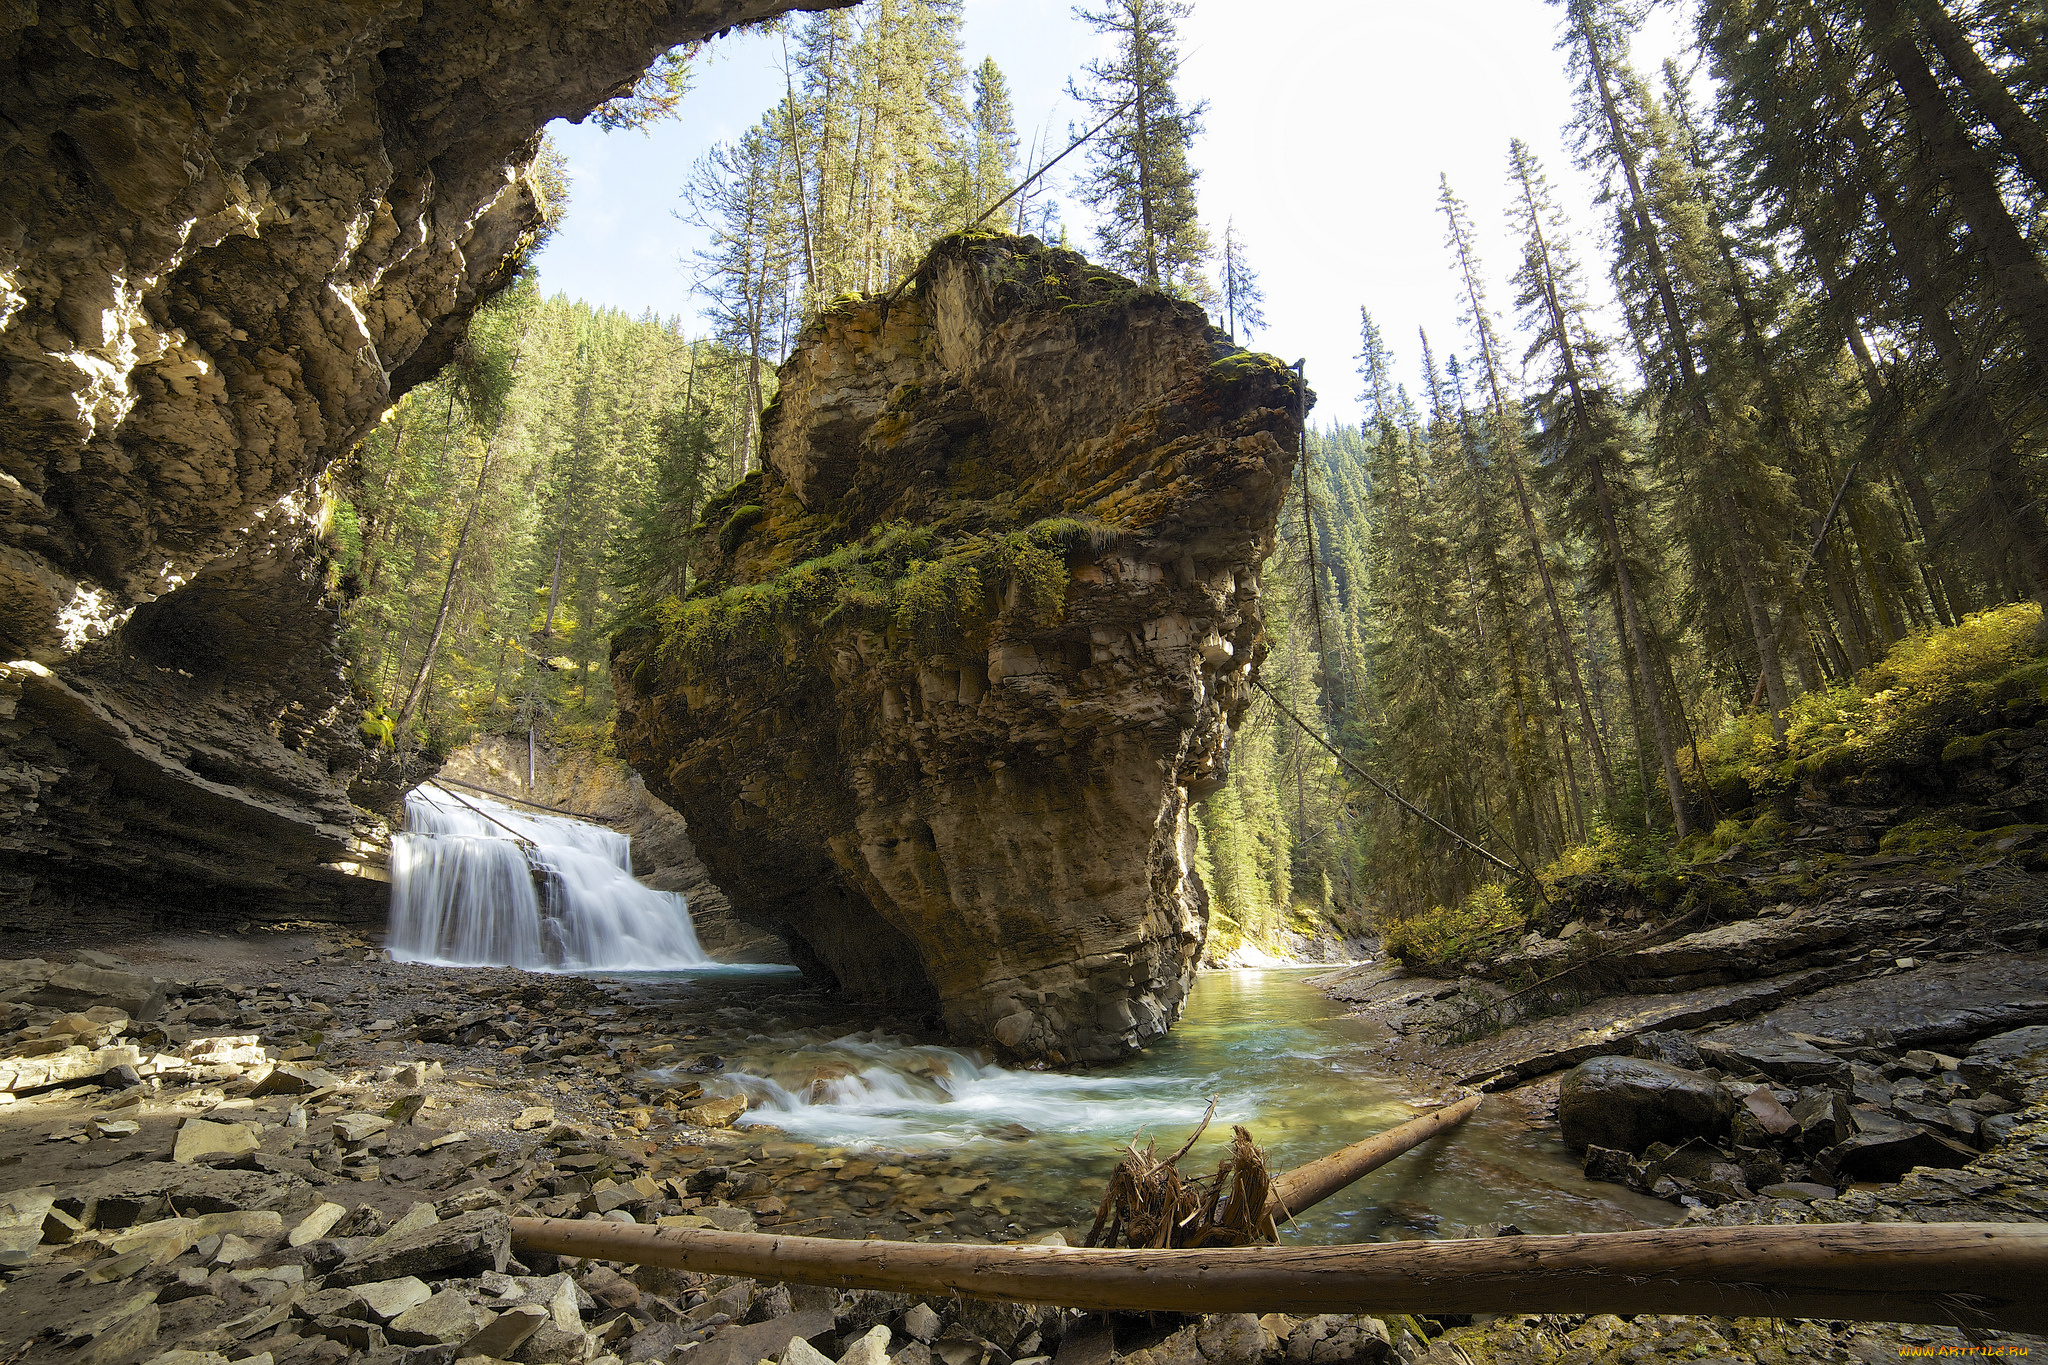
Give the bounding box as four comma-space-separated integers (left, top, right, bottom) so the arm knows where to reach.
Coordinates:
718, 505, 768, 556
1691, 603, 2047, 799
1380, 884, 1526, 974
658, 516, 1113, 669
358, 708, 397, 749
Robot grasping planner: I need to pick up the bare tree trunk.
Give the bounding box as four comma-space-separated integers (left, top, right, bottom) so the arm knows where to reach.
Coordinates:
393, 435, 500, 741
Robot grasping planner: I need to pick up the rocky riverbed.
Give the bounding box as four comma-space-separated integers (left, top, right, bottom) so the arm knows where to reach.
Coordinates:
0, 926, 2040, 1365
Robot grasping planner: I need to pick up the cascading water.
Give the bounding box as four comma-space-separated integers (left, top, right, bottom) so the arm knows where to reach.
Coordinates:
388, 785, 710, 970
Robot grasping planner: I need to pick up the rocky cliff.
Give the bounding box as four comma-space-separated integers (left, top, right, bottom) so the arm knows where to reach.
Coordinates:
614, 233, 1308, 1063
437, 738, 786, 964
0, 0, 838, 929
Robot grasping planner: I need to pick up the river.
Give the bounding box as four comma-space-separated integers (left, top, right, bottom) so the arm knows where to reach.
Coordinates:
614, 963, 1680, 1244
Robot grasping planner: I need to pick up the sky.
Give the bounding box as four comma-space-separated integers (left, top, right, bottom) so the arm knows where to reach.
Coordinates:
528, 0, 1699, 431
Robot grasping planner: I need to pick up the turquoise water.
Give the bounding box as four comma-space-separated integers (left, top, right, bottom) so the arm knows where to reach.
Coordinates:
611, 964, 1680, 1243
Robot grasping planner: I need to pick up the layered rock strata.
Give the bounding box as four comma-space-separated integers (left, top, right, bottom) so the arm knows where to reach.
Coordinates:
614, 233, 1308, 1063
0, 0, 838, 926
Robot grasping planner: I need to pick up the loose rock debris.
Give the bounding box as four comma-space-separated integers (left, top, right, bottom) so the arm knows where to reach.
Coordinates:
0, 932, 2037, 1365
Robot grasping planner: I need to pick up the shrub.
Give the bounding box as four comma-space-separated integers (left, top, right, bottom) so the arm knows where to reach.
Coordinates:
1380, 883, 1525, 974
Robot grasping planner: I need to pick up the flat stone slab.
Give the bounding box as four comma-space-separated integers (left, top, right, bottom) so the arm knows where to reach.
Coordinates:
1379, 969, 1840, 1086
1700, 952, 2048, 1054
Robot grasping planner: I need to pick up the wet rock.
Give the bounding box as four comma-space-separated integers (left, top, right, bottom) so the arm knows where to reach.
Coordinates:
1581, 1146, 1633, 1184
1738, 1085, 1799, 1136
1558, 1056, 1735, 1152
1632, 1031, 1703, 1070
1959, 1025, 2048, 1102
681, 1095, 748, 1129
1787, 1090, 1853, 1155
1825, 1120, 1978, 1182
1758, 1181, 1837, 1201
1693, 1028, 1848, 1083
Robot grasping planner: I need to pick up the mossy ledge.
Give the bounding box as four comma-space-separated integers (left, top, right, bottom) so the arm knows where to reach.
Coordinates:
614, 232, 1309, 1064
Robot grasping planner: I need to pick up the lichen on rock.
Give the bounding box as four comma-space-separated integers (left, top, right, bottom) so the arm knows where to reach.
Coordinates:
614, 232, 1310, 1063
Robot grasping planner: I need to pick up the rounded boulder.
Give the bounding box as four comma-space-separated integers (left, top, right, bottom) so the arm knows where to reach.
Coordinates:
1558, 1054, 1736, 1153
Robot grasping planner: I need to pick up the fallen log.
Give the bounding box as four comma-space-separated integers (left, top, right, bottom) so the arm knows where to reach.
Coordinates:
509, 1219, 2048, 1331
1266, 1093, 1480, 1223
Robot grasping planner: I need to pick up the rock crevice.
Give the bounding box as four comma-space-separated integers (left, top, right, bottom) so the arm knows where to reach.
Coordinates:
615, 234, 1307, 1063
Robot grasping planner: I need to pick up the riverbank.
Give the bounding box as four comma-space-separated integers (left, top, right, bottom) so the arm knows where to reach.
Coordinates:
0, 929, 2039, 1363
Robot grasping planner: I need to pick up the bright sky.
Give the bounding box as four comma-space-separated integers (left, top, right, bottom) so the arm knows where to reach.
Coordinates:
529, 0, 1698, 430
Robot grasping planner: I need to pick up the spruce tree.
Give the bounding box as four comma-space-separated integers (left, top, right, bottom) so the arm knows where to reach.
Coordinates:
1217, 219, 1266, 342
1068, 0, 1211, 292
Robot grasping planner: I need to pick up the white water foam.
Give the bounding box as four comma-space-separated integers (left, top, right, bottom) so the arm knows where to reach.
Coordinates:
388, 785, 710, 971
665, 1028, 1219, 1151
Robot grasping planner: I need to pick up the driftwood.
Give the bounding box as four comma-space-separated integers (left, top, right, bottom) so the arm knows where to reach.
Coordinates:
1085, 1093, 1479, 1248
507, 1219, 2048, 1331
1085, 1102, 1278, 1249
1266, 1093, 1481, 1223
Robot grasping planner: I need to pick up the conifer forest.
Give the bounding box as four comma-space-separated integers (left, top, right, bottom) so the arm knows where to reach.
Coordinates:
329, 0, 2048, 959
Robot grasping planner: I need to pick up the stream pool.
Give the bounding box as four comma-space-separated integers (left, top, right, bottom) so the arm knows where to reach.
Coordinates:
609, 964, 1680, 1244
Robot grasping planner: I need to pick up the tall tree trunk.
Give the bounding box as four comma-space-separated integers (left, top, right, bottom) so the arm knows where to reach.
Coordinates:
1912, 0, 2048, 196
393, 435, 500, 741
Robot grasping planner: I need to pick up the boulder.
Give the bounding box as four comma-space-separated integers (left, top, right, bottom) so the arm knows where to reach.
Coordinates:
1557, 1055, 1736, 1152
173, 1120, 259, 1165
250, 1065, 338, 1098
463, 1304, 551, 1360
1826, 1123, 1978, 1182
0, 1187, 54, 1264
0, 1043, 145, 1094
688, 1309, 837, 1365
288, 1202, 347, 1247
329, 1208, 510, 1286
356, 1277, 435, 1323
1693, 1028, 1848, 1082
387, 1289, 494, 1346
1959, 1025, 2048, 1102
681, 1095, 748, 1129
30, 965, 165, 1021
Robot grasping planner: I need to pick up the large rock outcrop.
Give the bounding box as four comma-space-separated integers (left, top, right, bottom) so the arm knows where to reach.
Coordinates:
0, 0, 838, 927
614, 233, 1308, 1063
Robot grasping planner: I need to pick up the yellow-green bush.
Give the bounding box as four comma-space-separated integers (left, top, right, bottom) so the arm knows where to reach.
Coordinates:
1380, 883, 1525, 974
1693, 602, 2045, 801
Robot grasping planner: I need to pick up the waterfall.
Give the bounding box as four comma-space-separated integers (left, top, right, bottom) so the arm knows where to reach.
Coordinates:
387, 785, 710, 971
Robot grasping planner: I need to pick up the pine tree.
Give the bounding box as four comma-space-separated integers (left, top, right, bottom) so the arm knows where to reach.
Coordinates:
1217, 219, 1266, 342
1068, 0, 1211, 293
1510, 142, 1693, 836
965, 56, 1020, 216
686, 113, 797, 471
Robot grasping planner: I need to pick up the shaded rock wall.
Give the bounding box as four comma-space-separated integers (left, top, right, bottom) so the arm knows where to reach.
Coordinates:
0, 0, 841, 928
437, 738, 787, 964
615, 234, 1307, 1063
